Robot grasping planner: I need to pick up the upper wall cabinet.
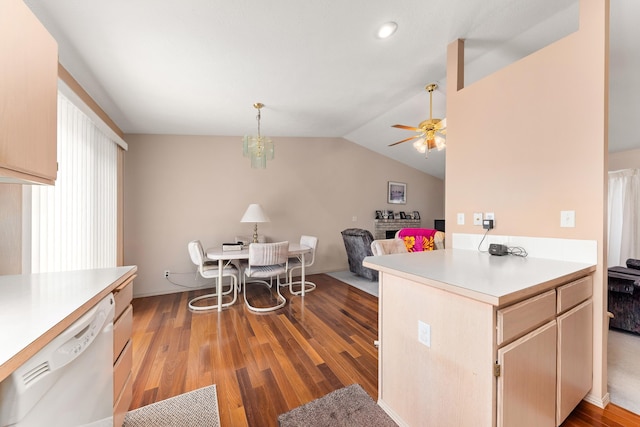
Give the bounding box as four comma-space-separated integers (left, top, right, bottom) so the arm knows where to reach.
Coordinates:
0, 0, 58, 185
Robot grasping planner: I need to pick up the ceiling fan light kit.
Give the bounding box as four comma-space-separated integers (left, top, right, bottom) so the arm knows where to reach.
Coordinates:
390, 83, 447, 158
377, 21, 398, 39
242, 102, 274, 168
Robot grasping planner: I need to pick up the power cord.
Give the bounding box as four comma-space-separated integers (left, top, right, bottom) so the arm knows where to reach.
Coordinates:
164, 271, 218, 289
506, 246, 528, 257
478, 228, 491, 253
477, 229, 528, 257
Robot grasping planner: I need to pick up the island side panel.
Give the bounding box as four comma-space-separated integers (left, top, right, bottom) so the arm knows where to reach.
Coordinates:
378, 272, 496, 426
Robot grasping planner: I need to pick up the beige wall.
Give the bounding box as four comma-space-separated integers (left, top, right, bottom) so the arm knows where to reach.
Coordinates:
123, 134, 444, 297
445, 0, 609, 404
609, 148, 640, 171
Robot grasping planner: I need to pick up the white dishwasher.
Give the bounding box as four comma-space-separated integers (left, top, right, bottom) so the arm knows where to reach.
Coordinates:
0, 293, 115, 427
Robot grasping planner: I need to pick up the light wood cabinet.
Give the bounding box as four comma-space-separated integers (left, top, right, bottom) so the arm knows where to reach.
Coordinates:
0, 0, 58, 185
377, 272, 593, 427
113, 278, 133, 427
556, 294, 593, 424
497, 320, 557, 427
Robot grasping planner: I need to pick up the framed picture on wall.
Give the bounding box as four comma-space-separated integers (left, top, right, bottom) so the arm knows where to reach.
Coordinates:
388, 181, 406, 204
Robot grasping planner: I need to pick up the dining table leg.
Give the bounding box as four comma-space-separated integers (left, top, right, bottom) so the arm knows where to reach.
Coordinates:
217, 261, 223, 311
300, 252, 306, 297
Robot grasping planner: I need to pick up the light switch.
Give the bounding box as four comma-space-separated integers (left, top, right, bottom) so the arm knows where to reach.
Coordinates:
560, 210, 575, 228
418, 320, 431, 347
457, 213, 465, 225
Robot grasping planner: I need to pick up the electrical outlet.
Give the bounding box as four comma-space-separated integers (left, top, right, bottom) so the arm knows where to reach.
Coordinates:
164, 270, 170, 278
418, 320, 431, 347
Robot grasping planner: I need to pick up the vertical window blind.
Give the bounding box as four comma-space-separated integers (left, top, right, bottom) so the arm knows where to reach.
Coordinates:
31, 92, 118, 273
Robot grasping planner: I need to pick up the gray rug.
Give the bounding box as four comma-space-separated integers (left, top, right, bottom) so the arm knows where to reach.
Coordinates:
124, 385, 220, 427
278, 384, 397, 426
327, 271, 378, 297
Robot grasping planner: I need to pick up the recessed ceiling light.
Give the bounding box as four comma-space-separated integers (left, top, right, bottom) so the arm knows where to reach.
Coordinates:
377, 22, 398, 39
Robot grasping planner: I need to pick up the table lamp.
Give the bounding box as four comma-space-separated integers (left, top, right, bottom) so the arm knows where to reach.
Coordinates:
240, 204, 270, 243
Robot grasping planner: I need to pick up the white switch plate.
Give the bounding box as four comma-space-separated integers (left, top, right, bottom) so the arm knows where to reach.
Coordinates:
457, 213, 465, 225
473, 212, 483, 226
560, 210, 576, 228
418, 320, 431, 347
485, 212, 495, 220
352, 216, 357, 222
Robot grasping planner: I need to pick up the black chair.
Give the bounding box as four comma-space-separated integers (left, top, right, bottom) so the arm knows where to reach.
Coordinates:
340, 228, 378, 281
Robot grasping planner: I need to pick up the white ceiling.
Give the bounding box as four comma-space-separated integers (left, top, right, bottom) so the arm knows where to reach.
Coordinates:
24, 0, 640, 179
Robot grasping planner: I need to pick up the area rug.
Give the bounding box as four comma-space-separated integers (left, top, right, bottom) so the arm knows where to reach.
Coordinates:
123, 384, 220, 427
278, 383, 397, 426
327, 271, 378, 297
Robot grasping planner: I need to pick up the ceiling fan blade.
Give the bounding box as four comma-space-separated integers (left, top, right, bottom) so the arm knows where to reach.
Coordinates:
392, 124, 421, 131
388, 135, 422, 147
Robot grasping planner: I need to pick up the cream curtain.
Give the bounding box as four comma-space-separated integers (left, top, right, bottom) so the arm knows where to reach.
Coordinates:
608, 168, 640, 267
30, 92, 118, 273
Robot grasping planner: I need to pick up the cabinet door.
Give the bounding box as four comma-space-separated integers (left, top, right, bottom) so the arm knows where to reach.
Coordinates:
557, 299, 593, 425
0, 0, 58, 184
497, 320, 557, 427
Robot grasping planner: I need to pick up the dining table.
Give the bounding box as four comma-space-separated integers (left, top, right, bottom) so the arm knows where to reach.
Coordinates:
205, 242, 312, 311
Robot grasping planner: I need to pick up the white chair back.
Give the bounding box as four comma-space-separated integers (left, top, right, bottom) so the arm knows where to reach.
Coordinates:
299, 235, 318, 267
248, 241, 289, 267
188, 240, 205, 267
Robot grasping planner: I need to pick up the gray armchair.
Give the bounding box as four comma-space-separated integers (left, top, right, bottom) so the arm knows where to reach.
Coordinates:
608, 259, 640, 334
340, 228, 377, 281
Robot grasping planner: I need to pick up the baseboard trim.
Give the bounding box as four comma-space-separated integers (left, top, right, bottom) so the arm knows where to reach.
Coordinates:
378, 399, 408, 427
584, 391, 610, 409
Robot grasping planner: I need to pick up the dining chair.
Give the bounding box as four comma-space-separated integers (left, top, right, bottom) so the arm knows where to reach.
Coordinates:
186, 240, 239, 311
286, 235, 318, 295
243, 241, 289, 312
370, 238, 408, 256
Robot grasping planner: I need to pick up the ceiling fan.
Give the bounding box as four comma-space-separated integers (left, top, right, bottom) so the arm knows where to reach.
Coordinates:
389, 83, 446, 157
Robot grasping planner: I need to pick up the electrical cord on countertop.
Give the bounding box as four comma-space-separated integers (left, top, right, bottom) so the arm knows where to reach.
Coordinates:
506, 246, 528, 257
478, 228, 491, 253
477, 229, 528, 257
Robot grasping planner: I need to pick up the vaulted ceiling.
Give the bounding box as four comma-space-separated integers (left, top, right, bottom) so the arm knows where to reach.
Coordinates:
25, 0, 639, 179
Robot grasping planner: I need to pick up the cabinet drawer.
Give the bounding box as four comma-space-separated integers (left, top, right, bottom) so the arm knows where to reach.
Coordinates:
113, 372, 132, 427
113, 304, 133, 363
114, 339, 132, 401
557, 276, 592, 314
114, 278, 133, 320
497, 290, 556, 345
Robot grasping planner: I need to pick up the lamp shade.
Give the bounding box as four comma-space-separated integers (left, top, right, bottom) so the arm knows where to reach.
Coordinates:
240, 204, 270, 223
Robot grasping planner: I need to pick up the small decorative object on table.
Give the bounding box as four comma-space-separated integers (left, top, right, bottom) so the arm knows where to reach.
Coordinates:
399, 211, 406, 219
412, 211, 421, 220
375, 210, 383, 219
222, 242, 243, 251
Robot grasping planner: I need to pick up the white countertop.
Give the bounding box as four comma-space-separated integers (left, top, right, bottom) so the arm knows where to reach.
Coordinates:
363, 249, 595, 306
0, 266, 137, 382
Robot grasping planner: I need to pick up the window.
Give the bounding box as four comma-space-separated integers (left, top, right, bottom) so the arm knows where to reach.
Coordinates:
30, 91, 118, 273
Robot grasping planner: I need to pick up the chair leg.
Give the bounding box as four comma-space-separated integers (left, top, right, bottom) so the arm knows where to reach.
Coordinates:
244, 274, 287, 313
188, 275, 238, 311
287, 266, 316, 295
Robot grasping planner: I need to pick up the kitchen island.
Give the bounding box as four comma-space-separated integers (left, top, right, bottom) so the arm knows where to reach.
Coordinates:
364, 249, 595, 427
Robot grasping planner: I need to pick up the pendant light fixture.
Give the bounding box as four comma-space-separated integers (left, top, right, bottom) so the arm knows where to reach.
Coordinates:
242, 102, 274, 168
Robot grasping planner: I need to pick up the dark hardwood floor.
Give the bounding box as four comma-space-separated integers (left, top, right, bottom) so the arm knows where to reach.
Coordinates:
129, 273, 640, 427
